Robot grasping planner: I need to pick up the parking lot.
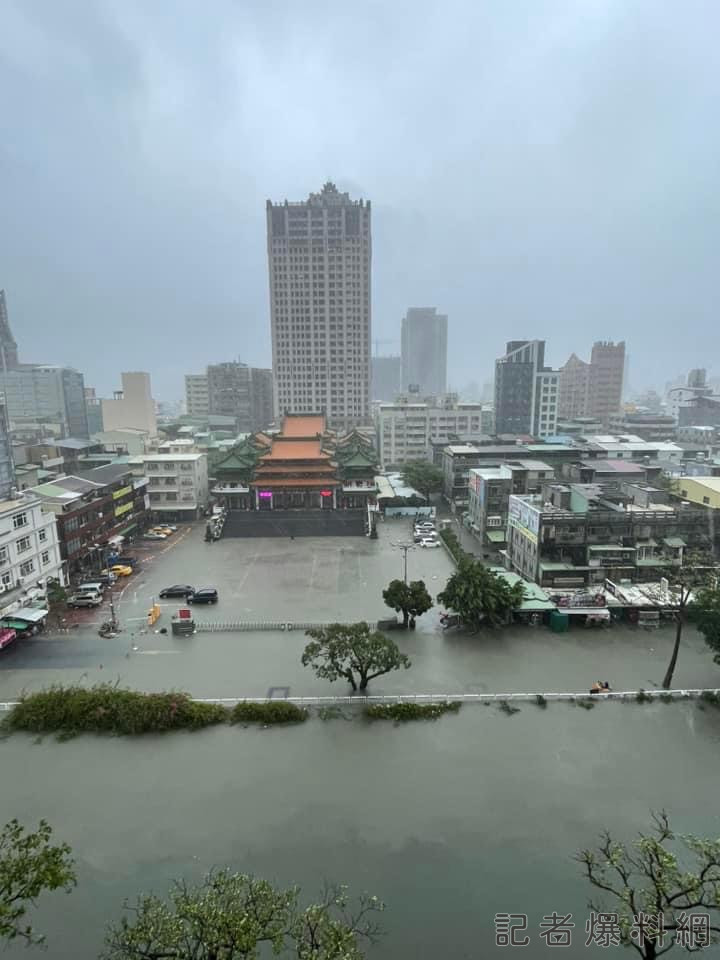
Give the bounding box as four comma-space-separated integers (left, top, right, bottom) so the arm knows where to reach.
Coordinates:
1, 516, 717, 703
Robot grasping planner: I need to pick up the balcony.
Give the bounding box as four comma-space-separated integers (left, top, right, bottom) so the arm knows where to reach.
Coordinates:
212, 482, 250, 494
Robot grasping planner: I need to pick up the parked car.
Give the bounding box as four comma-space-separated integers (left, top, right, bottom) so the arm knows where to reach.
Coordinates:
415, 521, 435, 531
187, 588, 218, 604
67, 592, 103, 609
142, 532, 167, 541
102, 564, 133, 577
159, 584, 195, 599
77, 582, 105, 597
115, 555, 138, 568
420, 538, 440, 548
0, 628, 18, 651
95, 572, 117, 586
151, 526, 174, 536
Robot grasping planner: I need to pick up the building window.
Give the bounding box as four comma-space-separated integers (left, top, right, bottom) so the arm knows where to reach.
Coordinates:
19, 559, 35, 577
0, 546, 7, 565
703, 496, 710, 505
16, 536, 31, 554
38, 528, 47, 542
41, 550, 50, 565
13, 512, 28, 529
1, 571, 11, 587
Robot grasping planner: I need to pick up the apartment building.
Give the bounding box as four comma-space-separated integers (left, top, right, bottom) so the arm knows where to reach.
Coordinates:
400, 307, 447, 395
466, 461, 555, 552
267, 182, 371, 431
494, 340, 559, 438
101, 372, 157, 437
376, 395, 485, 468
0, 497, 63, 616
185, 374, 210, 418
132, 453, 208, 520
0, 364, 89, 437
558, 341, 625, 427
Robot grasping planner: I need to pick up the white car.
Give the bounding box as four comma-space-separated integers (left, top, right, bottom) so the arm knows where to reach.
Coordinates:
420, 537, 440, 548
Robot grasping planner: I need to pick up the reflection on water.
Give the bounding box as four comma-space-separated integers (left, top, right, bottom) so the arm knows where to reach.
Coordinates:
1, 701, 720, 958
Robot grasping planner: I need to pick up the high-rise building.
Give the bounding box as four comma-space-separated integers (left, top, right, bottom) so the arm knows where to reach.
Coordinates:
494, 340, 559, 438
250, 367, 274, 432
0, 403, 16, 497
84, 387, 104, 434
185, 374, 210, 418
372, 356, 401, 402
0, 290, 19, 371
207, 363, 251, 425
400, 307, 447, 395
101, 372, 157, 437
558, 341, 625, 427
267, 182, 371, 431
0, 365, 89, 437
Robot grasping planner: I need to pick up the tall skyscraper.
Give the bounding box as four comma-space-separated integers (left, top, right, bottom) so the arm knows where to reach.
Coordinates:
494, 340, 559, 437
400, 307, 447, 395
267, 182, 371, 431
558, 340, 625, 427
0, 365, 89, 437
185, 374, 210, 418
372, 355, 401, 402
0, 290, 19, 370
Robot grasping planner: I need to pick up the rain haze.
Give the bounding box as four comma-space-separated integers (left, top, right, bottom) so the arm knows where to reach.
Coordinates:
1, 0, 719, 398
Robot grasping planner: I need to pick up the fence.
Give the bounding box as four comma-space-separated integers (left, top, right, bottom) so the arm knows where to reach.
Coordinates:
193, 621, 368, 633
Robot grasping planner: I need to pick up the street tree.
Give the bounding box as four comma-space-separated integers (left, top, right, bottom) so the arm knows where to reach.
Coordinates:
399, 462, 444, 504
437, 557, 526, 630
103, 869, 384, 960
577, 811, 720, 959
303, 622, 410, 691
0, 819, 76, 946
690, 582, 720, 664
382, 579, 433, 628
661, 553, 717, 690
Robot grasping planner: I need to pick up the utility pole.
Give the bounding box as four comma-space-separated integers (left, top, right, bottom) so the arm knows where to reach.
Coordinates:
391, 541, 415, 585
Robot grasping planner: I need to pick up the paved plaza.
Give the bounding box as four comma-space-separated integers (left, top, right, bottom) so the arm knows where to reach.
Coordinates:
1, 516, 718, 701
224, 508, 366, 538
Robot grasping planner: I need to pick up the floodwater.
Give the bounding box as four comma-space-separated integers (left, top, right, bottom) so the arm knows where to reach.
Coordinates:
2, 701, 720, 958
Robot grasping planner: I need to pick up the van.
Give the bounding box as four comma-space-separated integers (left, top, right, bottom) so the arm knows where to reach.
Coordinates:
67, 592, 103, 609
77, 582, 104, 596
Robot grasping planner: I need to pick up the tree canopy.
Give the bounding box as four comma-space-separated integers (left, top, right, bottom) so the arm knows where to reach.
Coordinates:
577, 811, 720, 959
103, 870, 384, 960
661, 553, 717, 689
0, 819, 75, 946
437, 557, 525, 629
382, 579, 433, 628
303, 622, 411, 691
690, 582, 720, 664
399, 462, 444, 503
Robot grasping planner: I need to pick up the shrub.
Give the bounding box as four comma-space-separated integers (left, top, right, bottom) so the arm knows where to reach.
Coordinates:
231, 701, 307, 725
2, 685, 228, 737
576, 699, 595, 710
365, 701, 461, 722
635, 689, 653, 704
498, 700, 520, 716
535, 694, 548, 708
659, 693, 674, 704
699, 690, 720, 707
439, 529, 467, 564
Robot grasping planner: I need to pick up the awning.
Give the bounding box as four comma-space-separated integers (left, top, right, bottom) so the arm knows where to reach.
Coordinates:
486, 529, 506, 543
0, 619, 31, 630
563, 607, 611, 617
663, 537, 686, 548
10, 606, 48, 623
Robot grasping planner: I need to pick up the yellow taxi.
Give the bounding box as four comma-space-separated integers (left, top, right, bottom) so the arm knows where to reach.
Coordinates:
109, 564, 133, 577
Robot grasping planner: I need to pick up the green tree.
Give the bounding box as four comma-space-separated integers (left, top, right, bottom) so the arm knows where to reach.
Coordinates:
103, 869, 384, 960
0, 819, 75, 946
382, 579, 433, 628
45, 577, 68, 630
400, 462, 444, 503
303, 622, 411, 691
689, 582, 720, 664
661, 554, 717, 690
437, 557, 526, 630
577, 811, 720, 959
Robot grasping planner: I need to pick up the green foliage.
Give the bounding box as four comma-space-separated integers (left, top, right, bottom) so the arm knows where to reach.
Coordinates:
690, 584, 720, 665
0, 819, 76, 946
2, 685, 228, 737
635, 689, 652, 703
659, 693, 674, 704
102, 869, 384, 960
577, 811, 720, 957
576, 699, 595, 710
399, 462, 444, 502
498, 701, 520, 715
535, 695, 548, 708
439, 529, 466, 564
699, 690, 720, 707
303, 622, 411, 692
382, 579, 433, 627
365, 701, 461, 722
231, 701, 307, 725
437, 557, 526, 629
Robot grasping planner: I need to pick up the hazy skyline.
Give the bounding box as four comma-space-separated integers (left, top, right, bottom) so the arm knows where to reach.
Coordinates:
2, 0, 719, 400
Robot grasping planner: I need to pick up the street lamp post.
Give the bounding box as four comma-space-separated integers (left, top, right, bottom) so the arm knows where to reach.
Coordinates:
391, 541, 415, 585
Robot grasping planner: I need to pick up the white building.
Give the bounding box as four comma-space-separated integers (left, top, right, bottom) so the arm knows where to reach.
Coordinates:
0, 497, 63, 617
267, 182, 371, 431
376, 394, 485, 467
185, 374, 210, 418
102, 372, 157, 437
130, 453, 208, 519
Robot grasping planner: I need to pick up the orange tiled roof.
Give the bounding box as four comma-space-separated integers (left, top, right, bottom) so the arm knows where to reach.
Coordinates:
250, 477, 339, 488
261, 439, 330, 461
281, 414, 327, 438
255, 464, 336, 474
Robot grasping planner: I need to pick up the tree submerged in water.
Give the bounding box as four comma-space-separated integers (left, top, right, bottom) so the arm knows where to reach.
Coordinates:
303, 622, 411, 691
103, 869, 384, 960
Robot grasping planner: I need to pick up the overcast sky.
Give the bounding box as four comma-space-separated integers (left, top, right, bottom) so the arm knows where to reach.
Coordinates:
1, 0, 719, 401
